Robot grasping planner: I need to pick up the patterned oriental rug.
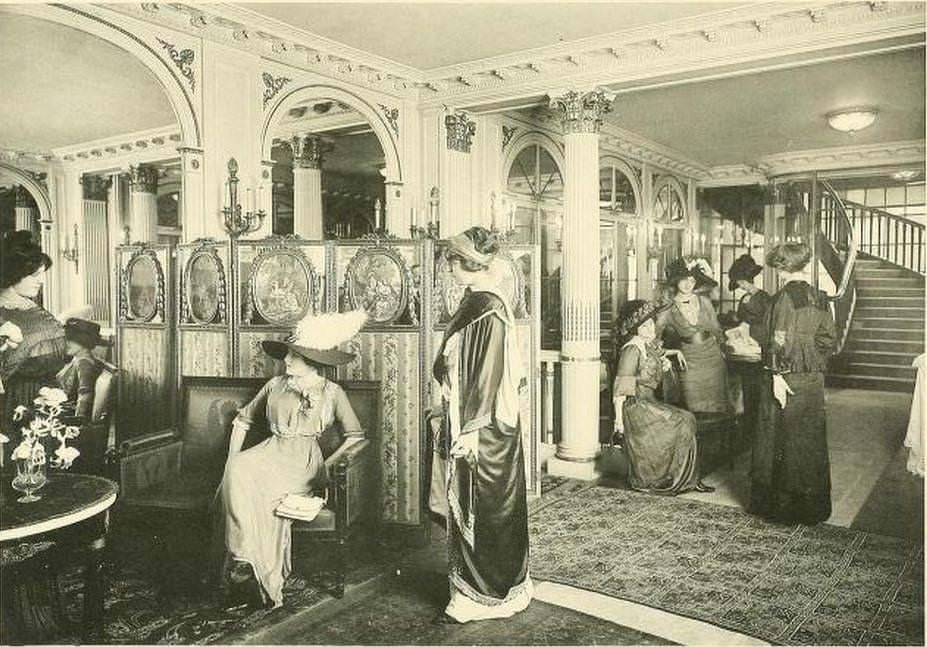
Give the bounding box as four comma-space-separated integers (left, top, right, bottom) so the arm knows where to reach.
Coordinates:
529, 483, 924, 646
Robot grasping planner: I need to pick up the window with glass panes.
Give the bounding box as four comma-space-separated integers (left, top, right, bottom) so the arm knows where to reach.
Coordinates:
598, 159, 641, 336
650, 177, 687, 293
505, 143, 564, 349
838, 182, 925, 225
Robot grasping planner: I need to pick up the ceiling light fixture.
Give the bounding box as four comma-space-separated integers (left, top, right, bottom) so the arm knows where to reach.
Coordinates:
826, 108, 877, 133
892, 169, 919, 181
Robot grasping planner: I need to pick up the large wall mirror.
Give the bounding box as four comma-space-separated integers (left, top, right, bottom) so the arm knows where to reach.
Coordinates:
269, 99, 387, 239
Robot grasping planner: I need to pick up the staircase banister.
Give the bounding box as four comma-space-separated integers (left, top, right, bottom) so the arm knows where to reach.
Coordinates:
819, 179, 858, 301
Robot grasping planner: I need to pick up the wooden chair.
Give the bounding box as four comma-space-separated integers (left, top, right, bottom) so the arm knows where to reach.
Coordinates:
116, 376, 380, 597
694, 411, 738, 474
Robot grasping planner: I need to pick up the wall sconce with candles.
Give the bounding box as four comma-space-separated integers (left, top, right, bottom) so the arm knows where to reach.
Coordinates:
410, 187, 441, 239
60, 223, 79, 272
220, 158, 266, 238
489, 191, 517, 240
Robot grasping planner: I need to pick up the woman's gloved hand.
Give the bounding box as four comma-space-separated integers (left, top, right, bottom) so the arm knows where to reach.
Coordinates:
772, 374, 794, 409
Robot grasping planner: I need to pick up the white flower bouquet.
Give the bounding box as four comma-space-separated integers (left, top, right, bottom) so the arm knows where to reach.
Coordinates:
4, 387, 81, 502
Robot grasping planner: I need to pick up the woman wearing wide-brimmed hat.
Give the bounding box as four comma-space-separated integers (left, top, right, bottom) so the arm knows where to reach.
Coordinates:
656, 256, 730, 413
431, 226, 532, 623
614, 300, 714, 495
56, 318, 108, 421
729, 253, 772, 345
750, 242, 836, 525
215, 310, 366, 609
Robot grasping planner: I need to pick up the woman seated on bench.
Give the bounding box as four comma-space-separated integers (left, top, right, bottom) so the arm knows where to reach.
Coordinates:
215, 309, 366, 609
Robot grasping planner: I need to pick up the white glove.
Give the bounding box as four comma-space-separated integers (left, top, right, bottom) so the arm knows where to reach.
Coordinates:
450, 432, 478, 466
772, 374, 794, 409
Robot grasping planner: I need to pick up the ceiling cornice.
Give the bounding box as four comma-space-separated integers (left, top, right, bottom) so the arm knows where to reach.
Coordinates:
103, 3, 424, 98
100, 2, 924, 108
699, 164, 769, 187
417, 1, 925, 108
758, 139, 927, 176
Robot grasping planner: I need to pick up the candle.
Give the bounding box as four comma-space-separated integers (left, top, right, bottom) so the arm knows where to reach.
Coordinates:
700, 233, 707, 253
374, 198, 382, 231
508, 205, 515, 234
246, 188, 253, 212
411, 206, 418, 229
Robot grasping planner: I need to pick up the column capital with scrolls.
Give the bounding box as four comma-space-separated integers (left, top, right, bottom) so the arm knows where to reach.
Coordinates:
548, 88, 616, 135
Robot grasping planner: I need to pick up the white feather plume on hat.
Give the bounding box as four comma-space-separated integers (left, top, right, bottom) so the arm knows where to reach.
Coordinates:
291, 309, 367, 350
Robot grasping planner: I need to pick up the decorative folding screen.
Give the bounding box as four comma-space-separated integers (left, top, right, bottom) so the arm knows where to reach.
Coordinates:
176, 239, 231, 377
115, 243, 173, 440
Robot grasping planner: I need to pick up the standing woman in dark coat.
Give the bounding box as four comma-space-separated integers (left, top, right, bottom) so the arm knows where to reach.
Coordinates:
432, 226, 532, 623
750, 242, 836, 525
0, 231, 68, 432
657, 257, 730, 413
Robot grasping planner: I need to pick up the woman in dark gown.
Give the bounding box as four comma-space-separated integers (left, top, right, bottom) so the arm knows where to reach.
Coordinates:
613, 300, 714, 495
0, 232, 68, 435
657, 257, 730, 413
750, 242, 836, 525
432, 227, 531, 623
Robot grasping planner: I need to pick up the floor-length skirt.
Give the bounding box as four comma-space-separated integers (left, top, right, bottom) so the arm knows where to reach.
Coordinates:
623, 396, 700, 495
679, 339, 729, 413
446, 422, 532, 622
750, 372, 831, 525
217, 434, 324, 607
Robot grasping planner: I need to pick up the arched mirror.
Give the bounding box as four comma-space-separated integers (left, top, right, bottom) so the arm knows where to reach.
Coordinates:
270, 100, 387, 239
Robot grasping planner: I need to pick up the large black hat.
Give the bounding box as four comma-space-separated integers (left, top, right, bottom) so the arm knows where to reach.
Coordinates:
1, 230, 52, 289
64, 318, 108, 349
665, 257, 718, 291
615, 299, 671, 342
727, 254, 763, 292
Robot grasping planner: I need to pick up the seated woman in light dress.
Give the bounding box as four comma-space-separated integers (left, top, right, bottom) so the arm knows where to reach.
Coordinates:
613, 299, 714, 495
215, 309, 367, 609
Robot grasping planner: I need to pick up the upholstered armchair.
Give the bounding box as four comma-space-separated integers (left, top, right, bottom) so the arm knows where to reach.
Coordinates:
116, 376, 380, 597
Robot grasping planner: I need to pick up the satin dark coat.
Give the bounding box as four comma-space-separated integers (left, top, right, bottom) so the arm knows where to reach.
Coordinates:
433, 290, 529, 602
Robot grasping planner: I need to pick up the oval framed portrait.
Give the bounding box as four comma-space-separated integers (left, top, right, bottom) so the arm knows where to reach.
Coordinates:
345, 248, 408, 325
186, 250, 223, 324
250, 249, 313, 326
126, 254, 160, 322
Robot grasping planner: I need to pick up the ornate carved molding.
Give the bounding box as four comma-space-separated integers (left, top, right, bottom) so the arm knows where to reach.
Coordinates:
290, 134, 328, 169
548, 89, 615, 135
502, 125, 518, 150
129, 164, 159, 193
444, 112, 476, 153
106, 3, 422, 98
81, 175, 110, 200
262, 72, 291, 108
415, 1, 924, 107
155, 36, 196, 92
699, 164, 768, 187
378, 104, 400, 137
758, 139, 927, 176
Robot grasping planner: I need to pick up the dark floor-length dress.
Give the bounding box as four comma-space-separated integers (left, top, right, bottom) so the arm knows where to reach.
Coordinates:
432, 289, 531, 621
615, 337, 700, 495
657, 295, 730, 413
750, 281, 836, 525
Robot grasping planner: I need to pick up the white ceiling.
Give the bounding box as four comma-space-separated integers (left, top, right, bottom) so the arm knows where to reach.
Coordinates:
598, 48, 926, 167
0, 13, 176, 152
241, 2, 744, 70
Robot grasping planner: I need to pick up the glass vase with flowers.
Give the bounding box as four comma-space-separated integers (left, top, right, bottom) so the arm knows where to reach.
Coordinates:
7, 387, 81, 503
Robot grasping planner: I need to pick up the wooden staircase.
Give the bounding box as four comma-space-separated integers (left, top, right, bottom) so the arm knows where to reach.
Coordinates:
827, 255, 924, 392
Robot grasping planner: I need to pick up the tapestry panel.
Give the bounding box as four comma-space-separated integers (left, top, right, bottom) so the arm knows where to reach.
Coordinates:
339, 331, 421, 525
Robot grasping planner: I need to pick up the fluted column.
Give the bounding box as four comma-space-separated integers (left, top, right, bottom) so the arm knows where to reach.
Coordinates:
547, 88, 614, 480
441, 110, 476, 236
291, 135, 325, 239
14, 186, 35, 233
128, 165, 159, 244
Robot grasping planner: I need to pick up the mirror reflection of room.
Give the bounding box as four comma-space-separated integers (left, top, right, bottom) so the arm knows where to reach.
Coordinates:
270, 100, 386, 239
